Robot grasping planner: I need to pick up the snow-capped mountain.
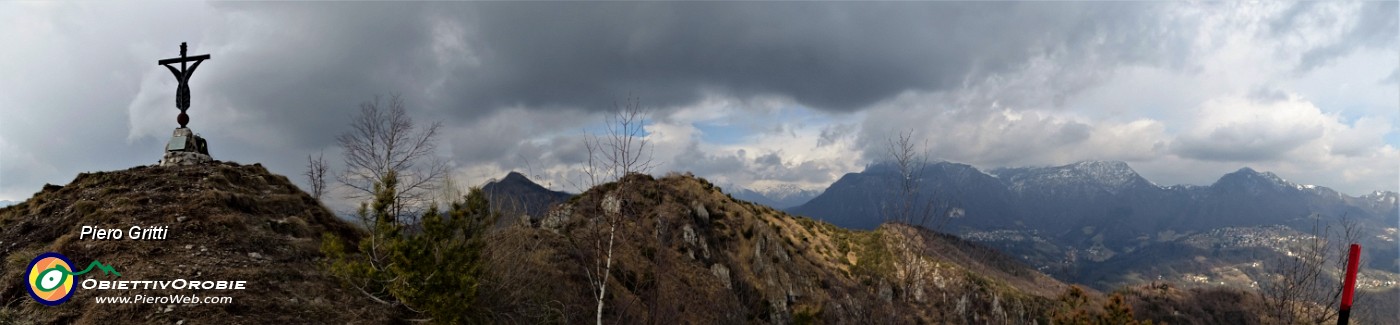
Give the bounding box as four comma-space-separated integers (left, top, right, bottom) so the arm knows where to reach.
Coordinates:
1363, 190, 1399, 205
727, 184, 822, 209
790, 160, 1400, 289
991, 160, 1154, 195
1357, 190, 1399, 217
749, 183, 822, 203
793, 160, 1396, 235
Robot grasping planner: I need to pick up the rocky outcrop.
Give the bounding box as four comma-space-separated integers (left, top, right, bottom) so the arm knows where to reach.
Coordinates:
0, 162, 390, 324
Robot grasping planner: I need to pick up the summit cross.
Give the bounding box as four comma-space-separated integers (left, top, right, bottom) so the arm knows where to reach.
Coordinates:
157, 42, 211, 128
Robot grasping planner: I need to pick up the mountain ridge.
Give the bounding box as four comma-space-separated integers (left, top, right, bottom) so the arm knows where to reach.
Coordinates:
726, 184, 821, 209
492, 172, 1071, 323
789, 159, 1399, 291
796, 160, 1396, 230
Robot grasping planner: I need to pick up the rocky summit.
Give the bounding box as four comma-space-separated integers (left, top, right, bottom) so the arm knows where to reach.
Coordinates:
0, 162, 391, 324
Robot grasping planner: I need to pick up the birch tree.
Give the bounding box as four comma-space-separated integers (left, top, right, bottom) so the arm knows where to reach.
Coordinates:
574, 96, 655, 325
881, 130, 955, 302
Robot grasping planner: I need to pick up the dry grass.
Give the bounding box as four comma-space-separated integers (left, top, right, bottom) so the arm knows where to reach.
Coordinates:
479, 172, 1076, 324
0, 162, 390, 324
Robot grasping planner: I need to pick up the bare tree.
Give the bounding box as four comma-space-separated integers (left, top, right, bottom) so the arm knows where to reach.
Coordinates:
305, 151, 329, 201
577, 96, 655, 190
335, 94, 447, 224
1261, 215, 1364, 324
884, 130, 944, 228
570, 95, 656, 325
881, 130, 955, 303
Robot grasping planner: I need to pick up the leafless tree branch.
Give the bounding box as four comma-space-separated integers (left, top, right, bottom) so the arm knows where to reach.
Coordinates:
335, 94, 448, 225
880, 129, 957, 303
1262, 214, 1363, 324
305, 151, 329, 201
568, 95, 657, 325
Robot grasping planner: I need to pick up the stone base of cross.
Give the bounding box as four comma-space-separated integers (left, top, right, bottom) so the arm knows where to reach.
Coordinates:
159, 127, 212, 167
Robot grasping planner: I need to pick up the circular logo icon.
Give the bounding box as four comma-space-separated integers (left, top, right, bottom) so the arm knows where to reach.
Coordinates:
26, 252, 76, 306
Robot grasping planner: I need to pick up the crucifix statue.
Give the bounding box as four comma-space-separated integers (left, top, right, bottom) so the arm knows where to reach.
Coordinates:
157, 42, 211, 128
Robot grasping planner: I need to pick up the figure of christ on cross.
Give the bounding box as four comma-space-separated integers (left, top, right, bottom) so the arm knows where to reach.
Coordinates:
158, 42, 210, 128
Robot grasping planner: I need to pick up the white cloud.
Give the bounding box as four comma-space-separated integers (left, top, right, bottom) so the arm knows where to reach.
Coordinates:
1172, 96, 1328, 162
646, 96, 864, 190
857, 90, 1172, 169
1, 2, 1394, 203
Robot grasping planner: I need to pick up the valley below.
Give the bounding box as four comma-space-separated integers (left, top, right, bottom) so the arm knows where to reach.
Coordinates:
786, 160, 1400, 322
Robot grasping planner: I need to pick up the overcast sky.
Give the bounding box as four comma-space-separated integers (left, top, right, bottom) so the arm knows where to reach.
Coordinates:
2, 2, 1396, 208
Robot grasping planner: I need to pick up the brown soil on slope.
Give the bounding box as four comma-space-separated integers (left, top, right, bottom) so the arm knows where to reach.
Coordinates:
478, 172, 1070, 324
0, 162, 393, 324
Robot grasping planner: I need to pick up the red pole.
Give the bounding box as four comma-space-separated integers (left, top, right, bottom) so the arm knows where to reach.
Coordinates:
1337, 243, 1361, 325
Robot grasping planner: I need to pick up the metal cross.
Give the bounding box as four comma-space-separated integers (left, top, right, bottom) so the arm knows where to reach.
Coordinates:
157, 42, 211, 128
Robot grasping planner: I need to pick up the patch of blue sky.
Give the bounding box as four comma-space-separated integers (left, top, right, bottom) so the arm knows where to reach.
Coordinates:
1332, 108, 1400, 147
695, 104, 834, 145
695, 122, 748, 145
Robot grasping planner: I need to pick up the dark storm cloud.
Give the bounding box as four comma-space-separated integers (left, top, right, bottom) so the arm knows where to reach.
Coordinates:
7, 1, 1394, 202
427, 1, 1177, 114
170, 1, 1189, 194
199, 2, 443, 151
149, 1, 1187, 177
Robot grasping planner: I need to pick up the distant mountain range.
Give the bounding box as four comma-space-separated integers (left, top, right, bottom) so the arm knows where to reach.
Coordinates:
473, 164, 1399, 290
336, 165, 1399, 320
726, 184, 821, 209
793, 160, 1395, 234
788, 160, 1399, 288
481, 171, 572, 224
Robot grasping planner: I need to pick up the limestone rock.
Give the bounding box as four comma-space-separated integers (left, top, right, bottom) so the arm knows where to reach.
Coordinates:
540, 203, 574, 232
602, 193, 621, 215
691, 200, 710, 223
710, 263, 732, 289
160, 151, 212, 167
682, 225, 698, 246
